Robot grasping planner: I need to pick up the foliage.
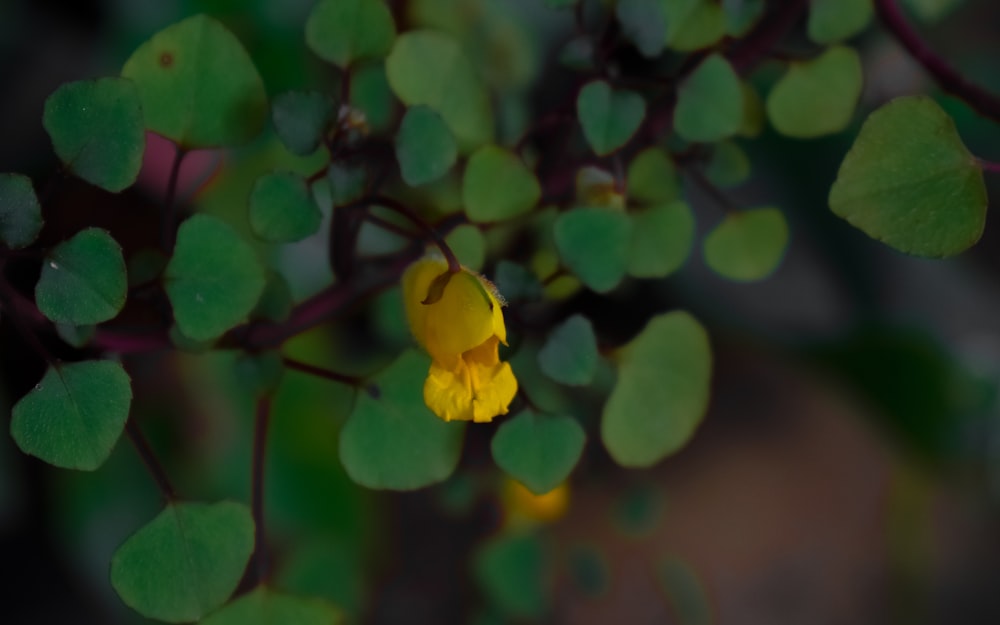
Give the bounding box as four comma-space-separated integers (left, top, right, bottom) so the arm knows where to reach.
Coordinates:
2, 0, 998, 622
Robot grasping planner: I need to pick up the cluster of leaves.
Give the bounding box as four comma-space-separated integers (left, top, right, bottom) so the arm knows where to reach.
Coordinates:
0, 0, 994, 622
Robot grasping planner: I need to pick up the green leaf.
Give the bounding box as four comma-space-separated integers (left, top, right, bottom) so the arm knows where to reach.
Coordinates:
577, 81, 646, 156
559, 37, 595, 72
36, 228, 127, 325
554, 207, 632, 293
537, 314, 599, 386
705, 140, 750, 187
56, 323, 96, 348
272, 91, 335, 156
491, 410, 585, 495
306, 0, 396, 68
724, 0, 765, 36
828, 96, 986, 257
248, 172, 322, 243
327, 163, 368, 208
602, 311, 711, 467
165, 214, 266, 341
10, 360, 132, 471
766, 45, 863, 138
121, 14, 267, 148
474, 532, 547, 619
808, 0, 873, 44
703, 208, 788, 281
445, 224, 486, 271
663, 0, 727, 51
617, 0, 667, 58
494, 261, 542, 303
386, 30, 494, 150
110, 501, 254, 622
396, 106, 457, 187
656, 558, 712, 625
339, 350, 465, 490
200, 587, 343, 625
627, 201, 695, 278
627, 148, 679, 204
351, 62, 395, 133
233, 350, 285, 397
252, 271, 294, 323
544, 0, 579, 8
674, 53, 743, 142
42, 78, 144, 192
463, 145, 541, 222
0, 173, 43, 249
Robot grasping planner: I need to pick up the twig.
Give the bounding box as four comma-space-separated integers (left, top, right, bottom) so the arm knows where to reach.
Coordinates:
125, 418, 176, 501
371, 196, 462, 273
875, 0, 1000, 123
977, 158, 1000, 174
161, 148, 187, 252
283, 357, 362, 386
726, 0, 809, 74
249, 396, 272, 586
687, 168, 740, 214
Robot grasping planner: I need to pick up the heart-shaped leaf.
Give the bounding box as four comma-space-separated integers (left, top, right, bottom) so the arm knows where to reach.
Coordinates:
828, 96, 986, 257
491, 410, 586, 495
386, 30, 493, 150
616, 0, 666, 58
674, 54, 743, 142
463, 145, 541, 222
43, 77, 145, 192
554, 206, 632, 293
305, 0, 396, 68
36, 228, 127, 325
627, 201, 695, 278
272, 91, 335, 156
627, 148, 679, 204
537, 314, 599, 387
110, 501, 254, 622
577, 81, 646, 156
248, 171, 322, 243
664, 0, 727, 51
766, 45, 863, 138
339, 350, 465, 490
121, 14, 267, 148
703, 208, 789, 281
474, 533, 548, 619
0, 173, 43, 249
396, 106, 457, 187
165, 214, 266, 341
808, 0, 873, 44
10, 360, 132, 471
602, 311, 712, 467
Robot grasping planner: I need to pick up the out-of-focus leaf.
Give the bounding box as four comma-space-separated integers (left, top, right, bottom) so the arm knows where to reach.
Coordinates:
554, 206, 632, 293
305, 0, 396, 68
808, 0, 873, 44
627, 202, 695, 278
396, 106, 457, 187
0, 173, 42, 249
200, 587, 343, 625
272, 91, 335, 156
674, 54, 743, 142
474, 532, 548, 619
703, 208, 789, 281
577, 80, 646, 156
537, 314, 599, 387
492, 410, 585, 495
463, 145, 540, 222
766, 45, 863, 138
248, 171, 322, 243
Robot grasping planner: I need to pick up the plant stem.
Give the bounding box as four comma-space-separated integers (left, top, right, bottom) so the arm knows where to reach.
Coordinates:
0, 271, 55, 366
125, 417, 176, 501
977, 158, 1000, 174
875, 0, 1000, 122
161, 147, 187, 253
250, 396, 272, 586
726, 0, 808, 74
371, 195, 462, 273
283, 357, 362, 386
687, 168, 740, 214
92, 329, 171, 354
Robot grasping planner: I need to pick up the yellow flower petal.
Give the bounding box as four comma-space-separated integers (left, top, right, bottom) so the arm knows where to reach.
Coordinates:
424, 337, 517, 423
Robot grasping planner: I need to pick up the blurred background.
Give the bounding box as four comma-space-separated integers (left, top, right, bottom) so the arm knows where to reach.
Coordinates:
3, 0, 1000, 623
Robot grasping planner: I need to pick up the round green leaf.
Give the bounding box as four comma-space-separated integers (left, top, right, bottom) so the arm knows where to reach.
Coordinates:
272, 91, 335, 156
305, 0, 396, 68
351, 62, 395, 133
766, 45, 863, 138
828, 96, 986, 257
36, 228, 126, 325
445, 224, 486, 271
200, 587, 343, 625
0, 173, 43, 249
463, 145, 541, 222
724, 0, 765, 36
165, 214, 266, 341
674, 54, 743, 142
703, 207, 788, 281
491, 410, 585, 495
537, 314, 598, 387
627, 201, 695, 278
249, 172, 322, 243
396, 106, 457, 187
554, 207, 632, 293
664, 0, 727, 51
339, 350, 465, 490
602, 311, 711, 467
10, 360, 132, 471
386, 30, 494, 150
577, 81, 646, 156
121, 14, 267, 148
474, 533, 547, 619
43, 77, 144, 192
110, 501, 254, 623
617, 0, 666, 58
808, 0, 873, 44
705, 140, 750, 187
627, 148, 679, 204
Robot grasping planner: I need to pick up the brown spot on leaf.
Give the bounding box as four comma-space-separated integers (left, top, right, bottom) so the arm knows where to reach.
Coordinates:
159, 52, 174, 68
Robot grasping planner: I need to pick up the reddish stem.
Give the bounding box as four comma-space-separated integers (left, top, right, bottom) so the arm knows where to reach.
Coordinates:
371, 196, 462, 273
161, 147, 187, 253
125, 418, 176, 501
283, 357, 361, 386
249, 396, 272, 586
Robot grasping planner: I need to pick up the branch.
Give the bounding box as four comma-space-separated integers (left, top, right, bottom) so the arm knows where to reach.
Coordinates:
726, 0, 809, 74
283, 357, 362, 386
125, 418, 176, 501
249, 396, 272, 586
875, 0, 1000, 122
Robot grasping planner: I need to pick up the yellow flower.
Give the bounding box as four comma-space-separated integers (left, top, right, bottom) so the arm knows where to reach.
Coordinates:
402, 256, 517, 422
